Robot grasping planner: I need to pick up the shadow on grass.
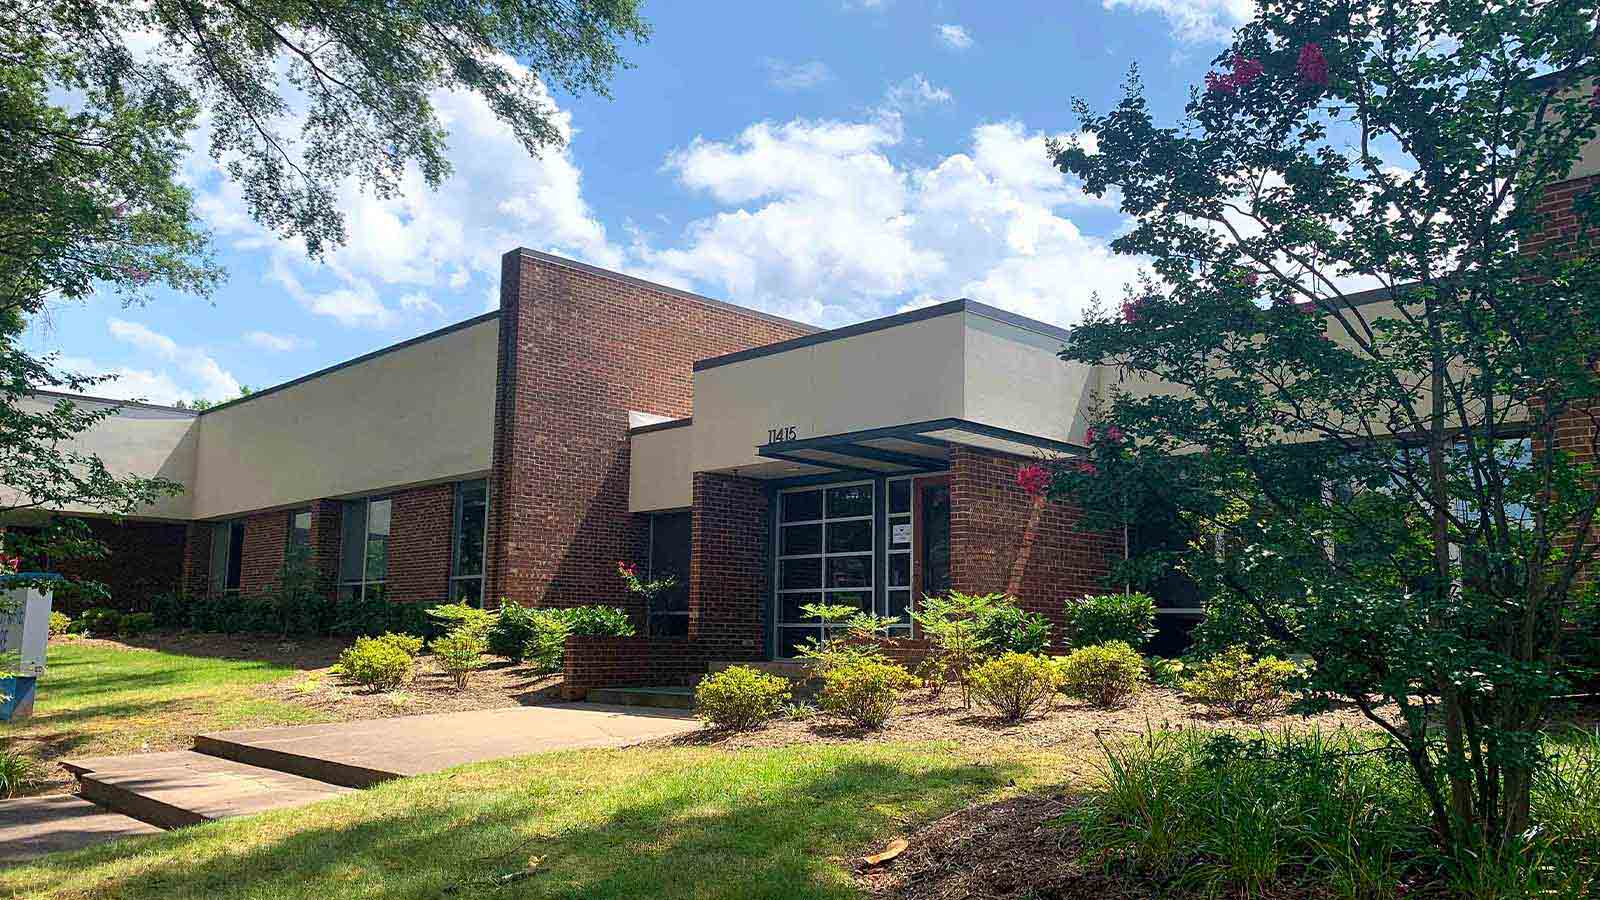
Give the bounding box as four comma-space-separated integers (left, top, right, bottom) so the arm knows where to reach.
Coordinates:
1, 745, 1022, 900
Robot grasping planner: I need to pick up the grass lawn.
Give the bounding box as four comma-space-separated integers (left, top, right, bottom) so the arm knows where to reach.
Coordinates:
2, 638, 334, 794
0, 741, 1055, 899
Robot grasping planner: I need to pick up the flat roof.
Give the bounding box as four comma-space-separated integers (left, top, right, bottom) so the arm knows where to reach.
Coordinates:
693, 298, 1074, 372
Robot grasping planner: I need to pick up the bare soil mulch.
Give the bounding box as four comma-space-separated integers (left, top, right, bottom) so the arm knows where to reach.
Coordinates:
662, 686, 1392, 761
855, 794, 1332, 900
254, 657, 564, 721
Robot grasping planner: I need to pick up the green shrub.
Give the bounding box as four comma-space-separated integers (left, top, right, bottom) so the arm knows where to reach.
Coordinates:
1181, 646, 1299, 717
0, 747, 41, 799
75, 607, 123, 636
913, 591, 1009, 707
1146, 655, 1186, 689
968, 652, 1062, 722
818, 658, 917, 729
1063, 592, 1157, 650
524, 607, 573, 673
431, 627, 487, 690
424, 602, 493, 637
486, 601, 537, 660
977, 603, 1053, 655
47, 611, 71, 636
1073, 728, 1430, 897
564, 605, 636, 637
694, 665, 792, 730
336, 636, 414, 690
371, 631, 424, 657
118, 612, 155, 636
1058, 641, 1148, 707
148, 588, 429, 638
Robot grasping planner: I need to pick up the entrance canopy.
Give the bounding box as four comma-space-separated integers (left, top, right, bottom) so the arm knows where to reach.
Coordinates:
758, 417, 1083, 477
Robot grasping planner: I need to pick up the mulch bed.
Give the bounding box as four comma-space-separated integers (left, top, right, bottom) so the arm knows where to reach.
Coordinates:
255, 656, 564, 721
855, 794, 1332, 900
661, 686, 1392, 771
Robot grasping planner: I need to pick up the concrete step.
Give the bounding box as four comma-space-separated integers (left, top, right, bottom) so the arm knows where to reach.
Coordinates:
0, 795, 162, 864
62, 750, 353, 830
586, 686, 696, 710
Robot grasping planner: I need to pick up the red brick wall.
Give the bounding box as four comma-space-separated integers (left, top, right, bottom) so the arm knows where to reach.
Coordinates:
239, 511, 288, 593
306, 500, 342, 593
688, 472, 770, 657
1524, 177, 1600, 586
485, 249, 813, 611
32, 518, 188, 614
180, 521, 211, 597
949, 446, 1117, 649
386, 483, 455, 603
174, 483, 459, 602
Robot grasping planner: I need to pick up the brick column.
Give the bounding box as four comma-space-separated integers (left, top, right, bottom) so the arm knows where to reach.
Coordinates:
483, 249, 814, 611
239, 511, 287, 593
387, 483, 456, 603
306, 500, 343, 594
180, 522, 212, 597
687, 472, 769, 658
949, 446, 1117, 648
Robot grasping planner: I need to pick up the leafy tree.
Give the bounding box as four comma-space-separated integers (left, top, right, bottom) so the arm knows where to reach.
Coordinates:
0, 0, 646, 588
1050, 0, 1600, 864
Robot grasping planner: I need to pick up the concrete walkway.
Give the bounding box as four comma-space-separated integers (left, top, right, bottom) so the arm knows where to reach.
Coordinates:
194, 703, 701, 787
4, 702, 699, 864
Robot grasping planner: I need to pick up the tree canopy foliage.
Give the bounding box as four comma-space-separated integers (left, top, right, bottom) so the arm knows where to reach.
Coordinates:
1050, 0, 1600, 862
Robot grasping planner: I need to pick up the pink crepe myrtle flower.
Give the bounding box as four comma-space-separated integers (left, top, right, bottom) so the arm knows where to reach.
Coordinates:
1085, 426, 1097, 445
1207, 53, 1265, 94
1104, 424, 1125, 443
1121, 297, 1144, 323
1298, 42, 1330, 88
617, 560, 639, 579
1243, 272, 1260, 288
1016, 463, 1050, 498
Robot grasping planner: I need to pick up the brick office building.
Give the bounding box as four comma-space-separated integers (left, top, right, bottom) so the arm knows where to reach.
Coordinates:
18, 116, 1600, 691
19, 250, 1122, 677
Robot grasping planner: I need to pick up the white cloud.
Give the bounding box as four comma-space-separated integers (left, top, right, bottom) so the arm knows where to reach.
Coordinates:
882, 74, 953, 112
936, 24, 974, 50
244, 330, 306, 352
186, 60, 617, 331
399, 292, 446, 317
99, 319, 241, 402
645, 116, 1138, 328
1102, 0, 1253, 43
765, 59, 833, 91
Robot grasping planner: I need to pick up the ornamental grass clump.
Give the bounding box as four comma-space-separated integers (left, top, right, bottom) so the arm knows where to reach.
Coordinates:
0, 747, 41, 799
694, 665, 792, 730
967, 652, 1062, 722
1057, 641, 1147, 708
818, 658, 917, 729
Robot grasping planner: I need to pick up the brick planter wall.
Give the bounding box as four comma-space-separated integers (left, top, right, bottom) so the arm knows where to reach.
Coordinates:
562, 636, 715, 699
485, 250, 813, 611
949, 446, 1117, 650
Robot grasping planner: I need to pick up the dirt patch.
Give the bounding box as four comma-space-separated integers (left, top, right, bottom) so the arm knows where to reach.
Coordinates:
256, 657, 564, 721
67, 632, 352, 668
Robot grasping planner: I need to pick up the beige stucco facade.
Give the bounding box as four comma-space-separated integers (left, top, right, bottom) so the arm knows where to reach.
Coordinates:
20, 314, 499, 523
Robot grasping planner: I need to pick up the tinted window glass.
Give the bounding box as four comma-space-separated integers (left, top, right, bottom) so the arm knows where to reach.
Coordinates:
781, 490, 822, 523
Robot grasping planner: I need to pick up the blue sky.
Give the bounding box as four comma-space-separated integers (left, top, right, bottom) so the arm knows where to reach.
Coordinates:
31, 0, 1250, 406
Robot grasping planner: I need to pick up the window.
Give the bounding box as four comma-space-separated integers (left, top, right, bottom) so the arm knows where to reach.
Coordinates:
339, 497, 391, 602
286, 509, 312, 559
647, 511, 691, 636
450, 480, 488, 606
776, 481, 874, 657
208, 520, 245, 596
885, 477, 914, 634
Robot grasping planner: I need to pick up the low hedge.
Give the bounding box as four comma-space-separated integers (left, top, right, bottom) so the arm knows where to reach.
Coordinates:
147, 591, 432, 638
